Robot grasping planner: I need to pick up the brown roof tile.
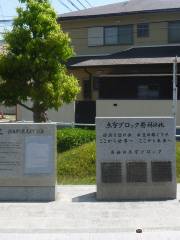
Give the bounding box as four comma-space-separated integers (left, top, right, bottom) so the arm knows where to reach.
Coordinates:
67, 45, 180, 68
59, 0, 180, 20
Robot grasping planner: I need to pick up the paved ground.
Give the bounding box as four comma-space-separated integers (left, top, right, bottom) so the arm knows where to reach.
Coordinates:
0, 185, 180, 239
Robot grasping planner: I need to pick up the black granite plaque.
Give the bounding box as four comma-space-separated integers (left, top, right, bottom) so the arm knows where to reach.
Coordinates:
126, 162, 147, 183
101, 162, 122, 183
151, 161, 172, 182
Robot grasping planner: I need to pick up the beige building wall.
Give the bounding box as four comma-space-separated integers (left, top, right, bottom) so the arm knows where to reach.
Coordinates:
61, 12, 180, 55
96, 100, 180, 125
0, 105, 16, 115
60, 12, 180, 125
16, 100, 75, 123
70, 68, 112, 101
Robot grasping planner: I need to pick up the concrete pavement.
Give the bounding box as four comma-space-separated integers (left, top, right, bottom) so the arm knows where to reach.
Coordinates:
0, 185, 180, 239
1, 232, 180, 240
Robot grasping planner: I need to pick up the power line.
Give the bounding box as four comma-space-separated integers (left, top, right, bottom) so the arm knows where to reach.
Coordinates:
0, 19, 13, 22
0, 17, 16, 20
75, 0, 87, 9
0, 17, 179, 47
66, 0, 80, 10
58, 0, 73, 11
0, 2, 12, 37
83, 0, 92, 7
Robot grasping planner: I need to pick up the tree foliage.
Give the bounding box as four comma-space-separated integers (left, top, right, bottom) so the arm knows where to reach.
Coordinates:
0, 0, 80, 122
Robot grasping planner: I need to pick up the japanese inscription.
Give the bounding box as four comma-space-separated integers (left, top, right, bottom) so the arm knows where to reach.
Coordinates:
0, 124, 55, 177
96, 117, 174, 161
96, 117, 176, 200
0, 141, 22, 175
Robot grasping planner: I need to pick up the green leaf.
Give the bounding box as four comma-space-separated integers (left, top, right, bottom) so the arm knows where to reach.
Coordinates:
0, 0, 80, 122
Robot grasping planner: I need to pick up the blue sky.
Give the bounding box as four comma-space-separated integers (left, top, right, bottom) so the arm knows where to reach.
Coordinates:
0, 0, 125, 37
0, 0, 124, 19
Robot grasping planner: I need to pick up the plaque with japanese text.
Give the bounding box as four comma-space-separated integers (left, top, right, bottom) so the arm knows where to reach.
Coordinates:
151, 161, 172, 182
101, 162, 122, 183
0, 123, 56, 201
126, 162, 147, 183
96, 117, 176, 200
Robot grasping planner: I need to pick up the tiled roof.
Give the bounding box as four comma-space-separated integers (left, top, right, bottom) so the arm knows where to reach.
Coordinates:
67, 45, 180, 68
71, 57, 179, 67
59, 0, 180, 20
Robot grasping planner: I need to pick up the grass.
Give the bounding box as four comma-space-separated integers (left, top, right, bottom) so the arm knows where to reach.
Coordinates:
57, 141, 96, 184
57, 141, 180, 185
57, 128, 95, 153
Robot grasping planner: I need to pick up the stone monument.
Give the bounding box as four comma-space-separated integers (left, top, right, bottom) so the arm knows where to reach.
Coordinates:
96, 117, 176, 200
0, 123, 56, 201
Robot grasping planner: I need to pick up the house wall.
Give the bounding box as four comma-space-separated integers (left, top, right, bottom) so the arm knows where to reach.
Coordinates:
96, 100, 180, 125
16, 101, 75, 123
0, 105, 16, 115
70, 68, 113, 101
71, 67, 177, 102
61, 12, 180, 56
60, 11, 180, 124
15, 100, 180, 125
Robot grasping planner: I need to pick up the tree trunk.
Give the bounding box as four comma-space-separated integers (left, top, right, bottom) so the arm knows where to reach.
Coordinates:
33, 102, 48, 122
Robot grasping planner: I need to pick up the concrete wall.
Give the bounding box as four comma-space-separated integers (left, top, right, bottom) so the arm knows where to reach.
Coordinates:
61, 12, 180, 55
0, 105, 16, 115
16, 101, 75, 123
96, 100, 180, 125
17, 100, 180, 125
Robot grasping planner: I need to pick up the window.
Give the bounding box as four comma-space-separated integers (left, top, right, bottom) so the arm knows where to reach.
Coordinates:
119, 25, 133, 45
168, 21, 180, 43
88, 27, 104, 46
104, 27, 118, 45
137, 84, 159, 99
104, 25, 133, 46
92, 77, 99, 90
137, 23, 149, 38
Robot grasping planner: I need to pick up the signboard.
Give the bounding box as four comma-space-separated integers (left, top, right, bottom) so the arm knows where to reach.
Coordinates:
25, 136, 53, 174
96, 117, 176, 200
0, 123, 56, 201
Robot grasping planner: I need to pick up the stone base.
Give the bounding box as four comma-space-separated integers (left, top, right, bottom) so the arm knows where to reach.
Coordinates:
0, 186, 56, 202
96, 183, 177, 201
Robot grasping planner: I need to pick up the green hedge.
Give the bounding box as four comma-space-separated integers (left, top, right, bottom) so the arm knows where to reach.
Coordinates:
57, 141, 96, 184
57, 128, 96, 152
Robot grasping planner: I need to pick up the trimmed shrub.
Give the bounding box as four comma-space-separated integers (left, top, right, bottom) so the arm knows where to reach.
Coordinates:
57, 141, 96, 184
57, 128, 96, 152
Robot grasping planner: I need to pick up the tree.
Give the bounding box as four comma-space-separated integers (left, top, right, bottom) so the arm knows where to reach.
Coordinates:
0, 0, 80, 122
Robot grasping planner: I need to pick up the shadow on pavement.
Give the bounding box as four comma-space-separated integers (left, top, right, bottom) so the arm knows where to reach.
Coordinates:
72, 192, 97, 202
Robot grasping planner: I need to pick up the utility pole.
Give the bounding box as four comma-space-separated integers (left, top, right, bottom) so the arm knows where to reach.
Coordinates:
172, 56, 178, 136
